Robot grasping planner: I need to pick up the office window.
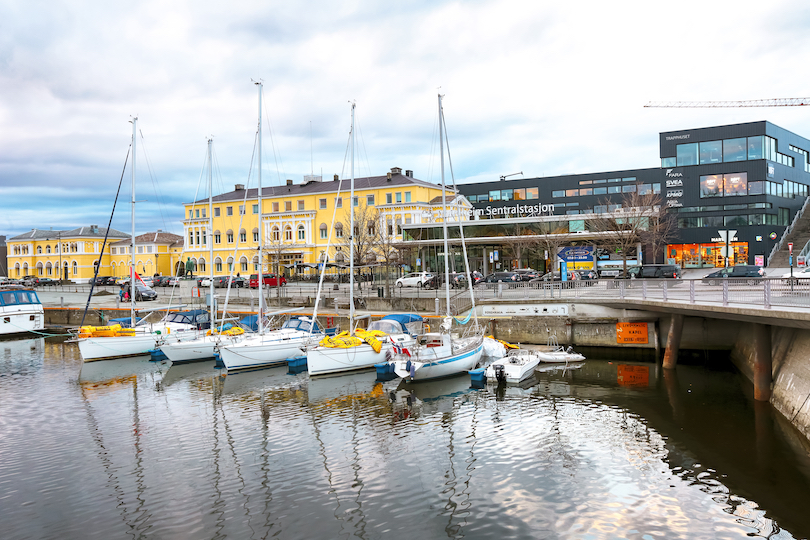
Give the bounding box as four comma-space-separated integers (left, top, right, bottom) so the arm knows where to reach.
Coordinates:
252, 204, 259, 214
226, 206, 233, 216
513, 188, 526, 200
552, 190, 565, 198
637, 184, 652, 195
579, 180, 592, 185
780, 208, 789, 226
319, 198, 327, 209
526, 187, 539, 199
677, 143, 698, 166
386, 193, 392, 204
622, 185, 636, 193
723, 138, 747, 162
273, 202, 279, 212
748, 136, 764, 160
405, 192, 411, 203
593, 179, 606, 184
468, 195, 477, 203
298, 200, 305, 211
489, 190, 501, 201
622, 177, 636, 183
653, 183, 661, 194
565, 189, 578, 197
367, 195, 375, 205
285, 201, 292, 212
396, 192, 402, 203
501, 190, 513, 201
580, 188, 592, 196
593, 187, 607, 195
214, 207, 220, 217
699, 141, 723, 164
661, 157, 676, 168
608, 186, 621, 194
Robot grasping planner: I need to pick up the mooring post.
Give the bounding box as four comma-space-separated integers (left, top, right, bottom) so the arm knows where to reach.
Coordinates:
662, 314, 684, 370
753, 323, 772, 402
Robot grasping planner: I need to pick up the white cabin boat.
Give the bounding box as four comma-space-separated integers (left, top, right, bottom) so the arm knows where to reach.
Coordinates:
0, 289, 44, 336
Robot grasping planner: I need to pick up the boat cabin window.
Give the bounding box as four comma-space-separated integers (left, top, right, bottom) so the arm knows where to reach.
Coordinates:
282, 318, 319, 333
367, 320, 402, 335
0, 291, 39, 306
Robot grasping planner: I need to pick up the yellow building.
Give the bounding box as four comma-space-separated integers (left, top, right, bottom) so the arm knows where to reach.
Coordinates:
109, 231, 185, 279
7, 226, 184, 283
181, 167, 471, 276
7, 225, 128, 282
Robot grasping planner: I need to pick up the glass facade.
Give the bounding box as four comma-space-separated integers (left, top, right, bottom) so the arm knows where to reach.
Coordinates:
667, 242, 749, 268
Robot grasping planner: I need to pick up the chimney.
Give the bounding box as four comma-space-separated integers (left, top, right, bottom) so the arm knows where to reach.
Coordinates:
286, 179, 293, 186
235, 184, 245, 191
387, 172, 392, 181
334, 174, 339, 181
390, 167, 402, 175
405, 170, 413, 178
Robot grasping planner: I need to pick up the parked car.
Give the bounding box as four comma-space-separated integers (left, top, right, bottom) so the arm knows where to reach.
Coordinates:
395, 272, 434, 288
482, 272, 521, 283
132, 283, 158, 301
512, 269, 540, 281
781, 267, 810, 283
702, 265, 764, 285
423, 273, 467, 290
214, 276, 246, 288
33, 277, 59, 286
166, 276, 180, 286
92, 276, 114, 285
249, 273, 287, 288
626, 264, 682, 279
151, 276, 170, 287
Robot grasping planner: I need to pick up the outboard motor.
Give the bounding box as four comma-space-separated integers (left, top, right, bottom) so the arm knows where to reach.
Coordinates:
566, 346, 573, 354
494, 364, 506, 384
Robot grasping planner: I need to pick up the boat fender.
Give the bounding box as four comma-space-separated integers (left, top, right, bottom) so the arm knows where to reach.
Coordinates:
410, 363, 416, 378
405, 359, 411, 373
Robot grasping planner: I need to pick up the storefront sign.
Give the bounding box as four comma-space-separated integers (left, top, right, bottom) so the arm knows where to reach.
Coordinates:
474, 203, 555, 217
616, 322, 648, 344
481, 304, 570, 317
666, 178, 683, 187
666, 190, 683, 198
666, 200, 683, 208
755, 255, 765, 266
558, 246, 594, 262
665, 169, 684, 177
770, 232, 778, 240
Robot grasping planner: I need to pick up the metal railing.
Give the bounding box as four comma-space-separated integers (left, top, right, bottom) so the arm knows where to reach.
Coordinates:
768, 195, 810, 265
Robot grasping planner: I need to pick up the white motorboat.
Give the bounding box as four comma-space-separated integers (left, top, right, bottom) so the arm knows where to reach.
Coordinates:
536, 346, 586, 363
0, 288, 44, 336
482, 349, 543, 384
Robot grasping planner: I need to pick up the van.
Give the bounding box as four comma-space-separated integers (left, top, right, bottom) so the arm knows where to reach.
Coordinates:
626, 264, 682, 279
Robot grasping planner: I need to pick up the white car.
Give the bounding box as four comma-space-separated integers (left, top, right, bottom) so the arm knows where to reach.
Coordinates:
199, 277, 213, 287
395, 272, 434, 288
781, 267, 810, 282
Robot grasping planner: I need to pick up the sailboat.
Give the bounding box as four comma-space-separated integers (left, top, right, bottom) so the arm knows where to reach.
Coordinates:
388, 94, 484, 381
218, 82, 330, 371
77, 118, 210, 362
305, 103, 416, 377
159, 137, 247, 364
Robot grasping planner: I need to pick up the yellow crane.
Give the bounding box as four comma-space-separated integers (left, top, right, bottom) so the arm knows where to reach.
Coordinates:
645, 98, 810, 108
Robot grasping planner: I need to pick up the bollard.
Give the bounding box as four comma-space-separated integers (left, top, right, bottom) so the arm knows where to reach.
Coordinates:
498, 282, 503, 298
435, 297, 440, 315
61, 297, 64, 308
116, 296, 120, 309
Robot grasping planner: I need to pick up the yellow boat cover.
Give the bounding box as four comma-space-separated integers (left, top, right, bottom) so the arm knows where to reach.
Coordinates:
319, 329, 388, 353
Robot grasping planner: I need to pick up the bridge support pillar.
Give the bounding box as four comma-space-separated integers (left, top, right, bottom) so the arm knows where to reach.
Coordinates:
753, 323, 772, 402
662, 314, 684, 370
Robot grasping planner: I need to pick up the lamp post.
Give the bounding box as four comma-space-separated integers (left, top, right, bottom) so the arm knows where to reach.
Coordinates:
58, 232, 62, 284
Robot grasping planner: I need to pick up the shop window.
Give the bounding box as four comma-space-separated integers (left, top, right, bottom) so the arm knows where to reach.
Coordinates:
700, 175, 723, 198
723, 173, 747, 196
677, 143, 698, 166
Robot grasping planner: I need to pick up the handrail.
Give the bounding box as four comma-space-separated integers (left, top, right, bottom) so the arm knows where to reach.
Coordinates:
769, 195, 810, 265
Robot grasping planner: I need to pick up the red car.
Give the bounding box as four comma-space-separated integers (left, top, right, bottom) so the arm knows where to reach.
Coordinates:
249, 273, 287, 288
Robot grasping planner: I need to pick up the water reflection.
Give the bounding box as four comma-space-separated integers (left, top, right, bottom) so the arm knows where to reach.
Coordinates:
1, 339, 809, 539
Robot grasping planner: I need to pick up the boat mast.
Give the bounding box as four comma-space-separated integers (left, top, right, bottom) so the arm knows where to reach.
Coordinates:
439, 94, 451, 317
207, 137, 215, 329
256, 81, 264, 332
130, 116, 137, 327
349, 102, 356, 330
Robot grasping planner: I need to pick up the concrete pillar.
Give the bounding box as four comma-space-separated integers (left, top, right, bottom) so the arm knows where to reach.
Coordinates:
753, 323, 772, 402
662, 314, 684, 370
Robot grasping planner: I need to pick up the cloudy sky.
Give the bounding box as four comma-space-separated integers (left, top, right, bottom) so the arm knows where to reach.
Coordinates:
3, 0, 810, 239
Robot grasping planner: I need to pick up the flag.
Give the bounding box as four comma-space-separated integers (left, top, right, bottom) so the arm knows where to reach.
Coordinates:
131, 267, 146, 285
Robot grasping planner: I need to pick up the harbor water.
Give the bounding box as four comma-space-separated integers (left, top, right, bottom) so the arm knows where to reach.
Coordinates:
2, 336, 810, 539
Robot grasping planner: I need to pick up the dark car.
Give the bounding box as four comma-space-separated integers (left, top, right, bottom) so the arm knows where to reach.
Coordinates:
702, 265, 764, 285
152, 276, 170, 287
513, 269, 540, 281
92, 276, 115, 286
132, 283, 158, 301
424, 273, 468, 290
482, 272, 521, 283
214, 276, 246, 288
626, 264, 682, 279
34, 277, 59, 286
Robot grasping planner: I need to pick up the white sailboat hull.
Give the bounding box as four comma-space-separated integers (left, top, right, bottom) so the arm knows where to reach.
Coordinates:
160, 334, 244, 364
79, 326, 200, 362
219, 330, 321, 371
393, 336, 484, 381
306, 342, 392, 376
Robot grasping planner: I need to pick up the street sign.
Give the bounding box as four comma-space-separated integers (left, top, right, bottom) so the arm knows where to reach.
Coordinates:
789, 242, 794, 254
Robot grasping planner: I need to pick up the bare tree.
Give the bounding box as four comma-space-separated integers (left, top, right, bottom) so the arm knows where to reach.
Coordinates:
374, 213, 407, 297
641, 207, 678, 264
591, 188, 663, 276
502, 223, 539, 269
339, 203, 380, 291
534, 219, 573, 274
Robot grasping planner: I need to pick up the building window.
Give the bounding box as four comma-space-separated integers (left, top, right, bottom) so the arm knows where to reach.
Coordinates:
73, 261, 77, 275
351, 196, 358, 207
552, 190, 565, 198
622, 185, 636, 193
700, 175, 723, 198
396, 192, 402, 203
676, 143, 698, 166
608, 186, 621, 194
226, 206, 233, 216
593, 187, 607, 195
216, 260, 222, 273
335, 197, 343, 208
285, 227, 292, 241
111, 247, 117, 255
194, 232, 199, 245
240, 229, 247, 242
241, 259, 248, 272
298, 225, 305, 241
273, 202, 279, 212
661, 157, 676, 168
386, 193, 392, 204
214, 207, 220, 217
272, 227, 280, 241
285, 201, 292, 212
195, 209, 200, 218
239, 205, 245, 215
335, 223, 343, 238
320, 224, 328, 239
513, 188, 526, 200
501, 190, 513, 201
252, 204, 259, 214
699, 141, 723, 164
724, 173, 747, 196
227, 231, 234, 243
724, 138, 747, 162
319, 198, 327, 209
189, 210, 193, 218
367, 195, 375, 205
489, 190, 501, 201
405, 192, 411, 203
298, 200, 304, 211
189, 232, 193, 245
526, 187, 539, 199
253, 229, 259, 242
580, 188, 592, 196
36, 246, 41, 254
565, 189, 578, 197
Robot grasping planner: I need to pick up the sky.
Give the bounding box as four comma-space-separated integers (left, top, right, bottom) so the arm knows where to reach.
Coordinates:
3, 0, 810, 239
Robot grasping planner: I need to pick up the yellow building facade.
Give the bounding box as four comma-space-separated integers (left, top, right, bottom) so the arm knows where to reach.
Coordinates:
7, 226, 184, 283
181, 167, 470, 276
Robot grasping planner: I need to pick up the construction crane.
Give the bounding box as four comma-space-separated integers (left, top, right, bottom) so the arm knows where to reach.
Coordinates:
645, 98, 810, 108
